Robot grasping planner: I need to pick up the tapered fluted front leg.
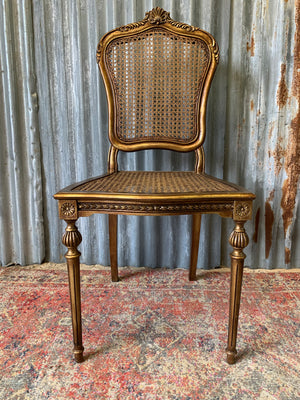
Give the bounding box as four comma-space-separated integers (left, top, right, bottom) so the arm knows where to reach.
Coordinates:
62, 219, 84, 363
226, 220, 249, 364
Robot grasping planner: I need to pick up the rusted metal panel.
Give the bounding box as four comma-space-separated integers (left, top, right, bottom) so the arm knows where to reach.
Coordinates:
221, 0, 299, 268
0, 0, 299, 268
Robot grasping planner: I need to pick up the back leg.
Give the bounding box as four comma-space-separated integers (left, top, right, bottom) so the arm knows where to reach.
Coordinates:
109, 214, 118, 282
189, 213, 201, 281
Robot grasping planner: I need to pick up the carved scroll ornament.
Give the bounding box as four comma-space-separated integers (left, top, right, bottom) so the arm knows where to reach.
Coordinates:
96, 7, 219, 64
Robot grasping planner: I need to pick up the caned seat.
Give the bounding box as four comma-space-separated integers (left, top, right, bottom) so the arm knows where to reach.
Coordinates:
54, 7, 255, 365
62, 171, 246, 196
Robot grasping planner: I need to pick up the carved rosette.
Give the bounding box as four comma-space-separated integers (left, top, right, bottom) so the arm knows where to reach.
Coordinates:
59, 200, 77, 220
233, 201, 252, 221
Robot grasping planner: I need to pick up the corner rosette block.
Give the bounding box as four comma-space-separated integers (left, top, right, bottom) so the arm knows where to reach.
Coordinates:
233, 201, 252, 221
59, 200, 78, 220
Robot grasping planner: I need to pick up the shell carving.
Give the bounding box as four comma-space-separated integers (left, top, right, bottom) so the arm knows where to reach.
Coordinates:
146, 7, 170, 24
98, 7, 220, 64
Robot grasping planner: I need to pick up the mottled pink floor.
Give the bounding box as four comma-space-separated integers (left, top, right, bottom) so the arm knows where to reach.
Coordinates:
1, 263, 299, 399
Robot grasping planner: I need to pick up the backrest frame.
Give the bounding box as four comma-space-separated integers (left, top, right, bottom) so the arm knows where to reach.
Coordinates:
96, 7, 219, 172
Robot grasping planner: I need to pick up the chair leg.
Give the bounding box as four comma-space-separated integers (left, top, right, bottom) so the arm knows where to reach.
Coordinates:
109, 214, 118, 282
226, 220, 249, 364
189, 213, 201, 281
62, 219, 84, 363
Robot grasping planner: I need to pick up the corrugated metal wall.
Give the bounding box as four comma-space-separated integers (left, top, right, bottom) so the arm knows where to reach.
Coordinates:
0, 0, 299, 268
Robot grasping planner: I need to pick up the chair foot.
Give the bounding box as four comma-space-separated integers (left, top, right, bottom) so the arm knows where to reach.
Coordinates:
74, 346, 84, 363
226, 349, 237, 364
189, 272, 197, 281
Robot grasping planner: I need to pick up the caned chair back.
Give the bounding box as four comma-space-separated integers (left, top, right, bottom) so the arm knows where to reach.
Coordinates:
97, 7, 219, 155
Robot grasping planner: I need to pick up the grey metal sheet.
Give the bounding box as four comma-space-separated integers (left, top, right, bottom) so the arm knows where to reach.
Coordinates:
0, 0, 299, 268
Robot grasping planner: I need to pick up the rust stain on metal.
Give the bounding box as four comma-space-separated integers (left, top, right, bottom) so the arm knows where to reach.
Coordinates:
281, 1, 300, 238
265, 201, 274, 259
281, 179, 297, 236
247, 33, 255, 56
252, 207, 260, 243
276, 64, 288, 109
268, 122, 275, 140
250, 99, 254, 111
255, 140, 261, 158
272, 139, 286, 175
268, 189, 275, 202
285, 247, 291, 264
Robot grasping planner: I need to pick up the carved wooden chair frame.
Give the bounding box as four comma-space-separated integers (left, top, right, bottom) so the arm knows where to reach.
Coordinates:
54, 7, 255, 365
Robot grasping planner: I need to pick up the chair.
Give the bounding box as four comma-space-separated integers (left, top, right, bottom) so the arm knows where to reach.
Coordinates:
54, 7, 255, 365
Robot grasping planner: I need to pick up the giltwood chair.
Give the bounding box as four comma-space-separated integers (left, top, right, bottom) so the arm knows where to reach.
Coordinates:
54, 7, 255, 365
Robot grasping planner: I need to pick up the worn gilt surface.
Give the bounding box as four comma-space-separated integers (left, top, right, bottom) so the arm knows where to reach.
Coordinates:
55, 7, 256, 365
59, 200, 77, 220
97, 7, 219, 64
77, 201, 234, 215
233, 200, 253, 221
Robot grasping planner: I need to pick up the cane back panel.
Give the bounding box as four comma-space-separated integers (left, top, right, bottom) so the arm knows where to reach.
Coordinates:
97, 9, 219, 152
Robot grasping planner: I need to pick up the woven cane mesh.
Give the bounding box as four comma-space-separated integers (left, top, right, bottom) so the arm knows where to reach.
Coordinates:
106, 28, 210, 143
73, 172, 238, 194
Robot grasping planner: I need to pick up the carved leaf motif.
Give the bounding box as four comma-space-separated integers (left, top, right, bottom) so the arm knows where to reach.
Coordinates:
96, 42, 102, 63
119, 7, 195, 32
78, 202, 233, 213
119, 20, 148, 32
98, 7, 220, 64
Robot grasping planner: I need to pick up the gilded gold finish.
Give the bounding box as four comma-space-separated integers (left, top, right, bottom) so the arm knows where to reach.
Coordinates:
62, 220, 84, 363
233, 200, 252, 220
59, 200, 77, 220
96, 8, 219, 154
226, 220, 249, 364
54, 8, 255, 364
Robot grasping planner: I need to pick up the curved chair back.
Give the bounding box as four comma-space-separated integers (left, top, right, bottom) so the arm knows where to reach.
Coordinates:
97, 7, 219, 161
